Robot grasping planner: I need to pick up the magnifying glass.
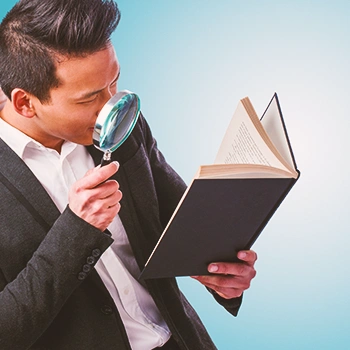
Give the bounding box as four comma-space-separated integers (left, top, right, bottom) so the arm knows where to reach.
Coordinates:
93, 90, 141, 166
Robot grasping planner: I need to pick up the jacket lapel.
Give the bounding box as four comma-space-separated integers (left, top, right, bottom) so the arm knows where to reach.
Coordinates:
0, 138, 61, 230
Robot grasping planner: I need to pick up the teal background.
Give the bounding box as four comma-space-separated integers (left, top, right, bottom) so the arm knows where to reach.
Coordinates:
1, 1, 350, 349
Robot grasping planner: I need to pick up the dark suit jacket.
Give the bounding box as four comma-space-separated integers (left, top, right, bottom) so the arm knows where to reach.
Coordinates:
0, 115, 242, 349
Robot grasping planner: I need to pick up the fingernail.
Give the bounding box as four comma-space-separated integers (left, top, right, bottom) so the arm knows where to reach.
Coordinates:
238, 251, 247, 259
112, 161, 119, 167
208, 264, 219, 273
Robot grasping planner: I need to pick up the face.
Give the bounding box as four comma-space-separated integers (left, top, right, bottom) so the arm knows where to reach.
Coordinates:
29, 45, 120, 151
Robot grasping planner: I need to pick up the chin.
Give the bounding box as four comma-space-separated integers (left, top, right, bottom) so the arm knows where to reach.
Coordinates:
80, 141, 94, 146
76, 134, 94, 146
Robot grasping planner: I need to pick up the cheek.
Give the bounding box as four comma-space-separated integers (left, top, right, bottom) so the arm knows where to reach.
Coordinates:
66, 108, 97, 127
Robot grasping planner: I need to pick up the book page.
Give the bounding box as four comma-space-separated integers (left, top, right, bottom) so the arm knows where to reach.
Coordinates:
260, 96, 295, 169
215, 101, 292, 173
198, 163, 295, 179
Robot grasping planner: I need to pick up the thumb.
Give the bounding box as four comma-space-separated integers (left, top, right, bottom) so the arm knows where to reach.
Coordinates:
84, 161, 119, 178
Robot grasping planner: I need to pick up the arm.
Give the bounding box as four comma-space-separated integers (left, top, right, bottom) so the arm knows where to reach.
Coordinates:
0, 209, 113, 349
0, 162, 120, 349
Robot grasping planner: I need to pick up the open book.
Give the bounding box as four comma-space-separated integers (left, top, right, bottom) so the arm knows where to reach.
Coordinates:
140, 93, 300, 279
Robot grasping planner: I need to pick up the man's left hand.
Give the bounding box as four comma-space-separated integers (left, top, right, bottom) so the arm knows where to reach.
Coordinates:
192, 250, 257, 299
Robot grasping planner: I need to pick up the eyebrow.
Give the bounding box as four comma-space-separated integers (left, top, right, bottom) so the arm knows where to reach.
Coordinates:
75, 70, 121, 100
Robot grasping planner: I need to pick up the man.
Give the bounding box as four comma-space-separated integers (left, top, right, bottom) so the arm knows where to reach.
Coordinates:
0, 1, 257, 349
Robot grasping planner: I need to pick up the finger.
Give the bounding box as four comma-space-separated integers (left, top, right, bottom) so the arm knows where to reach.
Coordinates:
105, 198, 121, 214
207, 262, 255, 278
79, 161, 119, 189
75, 189, 122, 224
194, 274, 251, 289
105, 201, 121, 215
101, 188, 123, 208
237, 250, 258, 266
76, 180, 119, 205
191, 276, 246, 299
96, 180, 120, 199
84, 166, 99, 177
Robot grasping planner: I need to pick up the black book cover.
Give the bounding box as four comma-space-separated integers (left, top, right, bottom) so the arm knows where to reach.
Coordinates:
140, 93, 299, 279
140, 177, 297, 279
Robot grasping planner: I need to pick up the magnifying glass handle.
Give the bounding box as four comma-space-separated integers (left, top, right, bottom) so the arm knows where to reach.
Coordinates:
101, 150, 112, 167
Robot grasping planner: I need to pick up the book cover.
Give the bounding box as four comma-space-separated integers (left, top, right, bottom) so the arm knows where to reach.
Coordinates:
140, 93, 300, 279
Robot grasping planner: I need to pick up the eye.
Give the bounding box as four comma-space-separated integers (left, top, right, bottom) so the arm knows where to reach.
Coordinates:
78, 95, 98, 104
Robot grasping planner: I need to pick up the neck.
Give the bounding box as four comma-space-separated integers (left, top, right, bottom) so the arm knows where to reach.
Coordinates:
0, 104, 64, 154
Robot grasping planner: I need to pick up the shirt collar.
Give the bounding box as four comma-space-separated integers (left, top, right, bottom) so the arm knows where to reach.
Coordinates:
0, 117, 78, 159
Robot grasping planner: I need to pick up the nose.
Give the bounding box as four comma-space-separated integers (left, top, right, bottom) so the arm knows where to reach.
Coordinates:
96, 88, 115, 116
102, 86, 115, 105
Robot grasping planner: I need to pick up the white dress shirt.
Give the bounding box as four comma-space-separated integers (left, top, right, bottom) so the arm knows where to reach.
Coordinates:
0, 117, 171, 349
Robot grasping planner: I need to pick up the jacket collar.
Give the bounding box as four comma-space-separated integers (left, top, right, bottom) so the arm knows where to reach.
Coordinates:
0, 138, 61, 229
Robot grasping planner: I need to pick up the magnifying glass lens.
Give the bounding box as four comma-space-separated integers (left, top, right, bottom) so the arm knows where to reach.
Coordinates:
93, 91, 141, 165
100, 93, 139, 151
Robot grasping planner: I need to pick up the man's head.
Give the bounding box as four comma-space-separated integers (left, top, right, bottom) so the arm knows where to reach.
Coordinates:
0, 0, 121, 102
0, 0, 122, 152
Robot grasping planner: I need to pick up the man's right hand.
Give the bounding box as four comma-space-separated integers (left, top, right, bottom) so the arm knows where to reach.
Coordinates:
68, 161, 122, 231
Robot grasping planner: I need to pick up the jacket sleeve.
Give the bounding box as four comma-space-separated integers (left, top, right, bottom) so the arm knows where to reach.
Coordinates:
138, 115, 243, 316
0, 207, 113, 349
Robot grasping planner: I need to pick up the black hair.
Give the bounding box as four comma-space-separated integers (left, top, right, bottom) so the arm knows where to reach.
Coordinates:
0, 0, 121, 102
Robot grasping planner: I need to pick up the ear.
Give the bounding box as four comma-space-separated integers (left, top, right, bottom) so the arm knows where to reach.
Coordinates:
11, 89, 36, 118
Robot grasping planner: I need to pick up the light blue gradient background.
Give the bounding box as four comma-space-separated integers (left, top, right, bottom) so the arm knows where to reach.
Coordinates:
1, 1, 349, 349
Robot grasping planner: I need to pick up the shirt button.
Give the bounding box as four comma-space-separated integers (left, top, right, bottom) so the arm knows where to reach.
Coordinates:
78, 272, 87, 281
82, 264, 91, 273
101, 305, 114, 315
86, 256, 95, 265
92, 249, 101, 258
